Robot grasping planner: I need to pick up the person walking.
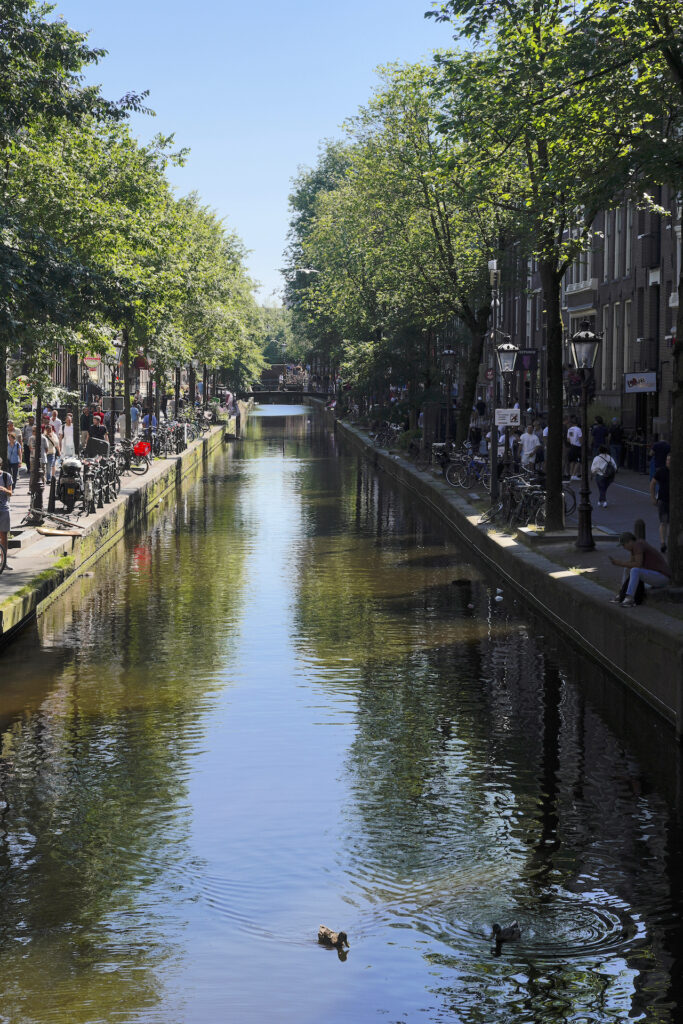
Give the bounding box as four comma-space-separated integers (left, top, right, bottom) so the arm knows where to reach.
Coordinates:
650, 452, 670, 553
61, 412, 76, 457
80, 405, 91, 452
608, 418, 623, 467
519, 423, 541, 469
22, 415, 34, 476
0, 456, 13, 569
591, 444, 617, 507
609, 532, 671, 607
7, 423, 22, 488
567, 416, 582, 480
44, 422, 60, 483
590, 416, 609, 457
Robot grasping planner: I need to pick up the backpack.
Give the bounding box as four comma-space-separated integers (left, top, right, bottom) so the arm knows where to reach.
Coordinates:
601, 457, 616, 482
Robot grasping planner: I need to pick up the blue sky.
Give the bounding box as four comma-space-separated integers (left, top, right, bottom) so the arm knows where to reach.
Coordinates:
52, 0, 455, 302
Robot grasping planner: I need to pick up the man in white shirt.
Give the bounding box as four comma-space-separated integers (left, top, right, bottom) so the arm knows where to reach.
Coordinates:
519, 423, 541, 468
567, 416, 582, 479
50, 408, 62, 440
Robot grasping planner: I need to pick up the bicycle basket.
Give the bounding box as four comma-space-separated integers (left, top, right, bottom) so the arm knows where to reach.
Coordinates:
133, 441, 151, 456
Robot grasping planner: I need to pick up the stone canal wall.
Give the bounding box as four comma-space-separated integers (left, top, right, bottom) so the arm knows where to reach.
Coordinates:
0, 424, 230, 646
335, 419, 683, 735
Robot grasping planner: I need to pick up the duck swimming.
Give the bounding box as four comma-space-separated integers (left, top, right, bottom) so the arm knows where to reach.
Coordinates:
318, 926, 349, 950
491, 921, 521, 947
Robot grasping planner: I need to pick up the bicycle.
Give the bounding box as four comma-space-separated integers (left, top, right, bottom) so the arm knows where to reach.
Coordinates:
446, 454, 490, 489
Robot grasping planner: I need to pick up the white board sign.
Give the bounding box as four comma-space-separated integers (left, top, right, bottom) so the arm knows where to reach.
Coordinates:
495, 408, 521, 427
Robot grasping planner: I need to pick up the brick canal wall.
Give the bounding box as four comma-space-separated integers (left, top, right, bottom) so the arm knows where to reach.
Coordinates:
0, 423, 230, 645
335, 418, 683, 735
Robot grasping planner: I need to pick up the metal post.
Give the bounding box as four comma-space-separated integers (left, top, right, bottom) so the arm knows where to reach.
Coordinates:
575, 369, 595, 550
109, 365, 116, 447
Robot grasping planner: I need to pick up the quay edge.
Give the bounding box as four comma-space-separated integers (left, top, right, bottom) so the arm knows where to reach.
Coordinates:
333, 416, 683, 737
0, 413, 244, 648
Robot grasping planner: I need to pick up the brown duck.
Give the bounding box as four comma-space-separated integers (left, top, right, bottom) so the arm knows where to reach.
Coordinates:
318, 926, 349, 950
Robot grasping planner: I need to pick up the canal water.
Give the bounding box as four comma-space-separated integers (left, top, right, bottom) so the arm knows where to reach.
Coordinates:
1, 406, 683, 1023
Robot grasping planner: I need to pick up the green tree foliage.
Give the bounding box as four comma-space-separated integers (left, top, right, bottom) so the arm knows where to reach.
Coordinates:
430, 0, 682, 525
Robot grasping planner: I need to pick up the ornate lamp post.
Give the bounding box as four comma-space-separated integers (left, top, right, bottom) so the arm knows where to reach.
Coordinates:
174, 361, 181, 419
496, 338, 518, 479
441, 347, 455, 443
570, 319, 602, 551
104, 341, 122, 447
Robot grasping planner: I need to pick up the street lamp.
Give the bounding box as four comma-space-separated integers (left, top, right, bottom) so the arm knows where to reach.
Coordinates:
496, 338, 518, 478
570, 319, 602, 551
104, 344, 122, 446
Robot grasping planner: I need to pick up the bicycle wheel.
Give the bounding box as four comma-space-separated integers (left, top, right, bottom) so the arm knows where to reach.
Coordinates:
534, 503, 547, 529
457, 465, 472, 488
480, 502, 503, 524
563, 487, 577, 516
480, 465, 491, 489
130, 454, 150, 476
445, 462, 461, 487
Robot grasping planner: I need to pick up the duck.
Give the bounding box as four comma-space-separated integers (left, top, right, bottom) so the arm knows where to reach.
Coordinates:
491, 921, 521, 947
318, 926, 349, 950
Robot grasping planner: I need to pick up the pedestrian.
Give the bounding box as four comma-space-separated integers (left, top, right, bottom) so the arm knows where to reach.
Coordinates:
22, 414, 34, 476
519, 423, 541, 469
609, 532, 671, 607
0, 455, 13, 568
80, 405, 91, 452
50, 407, 62, 439
61, 412, 75, 457
591, 444, 617, 507
649, 434, 670, 480
130, 401, 140, 437
590, 415, 608, 456
7, 422, 22, 487
649, 452, 670, 553
567, 416, 582, 480
44, 422, 60, 483
608, 418, 623, 467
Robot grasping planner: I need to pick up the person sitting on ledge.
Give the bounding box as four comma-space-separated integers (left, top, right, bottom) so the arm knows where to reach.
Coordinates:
609, 531, 671, 607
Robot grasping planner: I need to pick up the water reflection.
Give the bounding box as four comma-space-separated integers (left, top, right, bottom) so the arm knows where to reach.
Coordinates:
0, 409, 681, 1022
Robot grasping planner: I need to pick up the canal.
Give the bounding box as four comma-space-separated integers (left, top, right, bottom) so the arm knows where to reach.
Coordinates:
1, 405, 682, 1023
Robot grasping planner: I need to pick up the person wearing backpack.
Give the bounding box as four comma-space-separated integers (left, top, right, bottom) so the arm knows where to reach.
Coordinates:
591, 444, 617, 507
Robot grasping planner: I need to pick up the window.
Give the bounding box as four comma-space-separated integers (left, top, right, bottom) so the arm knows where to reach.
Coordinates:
611, 302, 620, 389
613, 207, 622, 279
601, 306, 610, 388
624, 300, 632, 372
625, 201, 633, 276
603, 211, 611, 281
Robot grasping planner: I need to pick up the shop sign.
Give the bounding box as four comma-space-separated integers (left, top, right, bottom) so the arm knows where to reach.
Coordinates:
623, 371, 657, 394
83, 354, 101, 382
516, 349, 538, 373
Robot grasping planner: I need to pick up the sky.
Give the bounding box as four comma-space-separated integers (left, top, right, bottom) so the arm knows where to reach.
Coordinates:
51, 0, 455, 303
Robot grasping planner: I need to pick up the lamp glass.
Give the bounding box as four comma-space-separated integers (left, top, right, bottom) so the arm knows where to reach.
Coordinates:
496, 341, 518, 376
441, 347, 456, 372
570, 333, 600, 370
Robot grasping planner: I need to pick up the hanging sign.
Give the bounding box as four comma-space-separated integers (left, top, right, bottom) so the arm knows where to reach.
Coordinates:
623, 371, 657, 394
516, 349, 538, 373
495, 408, 521, 426
83, 354, 101, 382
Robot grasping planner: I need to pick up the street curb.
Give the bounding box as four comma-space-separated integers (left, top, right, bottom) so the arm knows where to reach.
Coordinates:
0, 424, 228, 646
336, 419, 683, 734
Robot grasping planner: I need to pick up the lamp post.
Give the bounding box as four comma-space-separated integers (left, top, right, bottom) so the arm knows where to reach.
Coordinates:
496, 338, 518, 480
174, 362, 181, 419
189, 358, 199, 408
104, 344, 122, 447
570, 319, 602, 551
441, 348, 455, 443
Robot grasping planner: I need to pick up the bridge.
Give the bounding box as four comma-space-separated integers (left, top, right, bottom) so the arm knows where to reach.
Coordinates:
241, 390, 328, 404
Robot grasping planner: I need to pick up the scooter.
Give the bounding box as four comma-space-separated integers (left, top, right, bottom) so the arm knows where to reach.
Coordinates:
56, 455, 84, 512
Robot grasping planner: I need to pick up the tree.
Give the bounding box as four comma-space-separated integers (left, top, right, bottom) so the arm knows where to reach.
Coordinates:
430, 0, 680, 526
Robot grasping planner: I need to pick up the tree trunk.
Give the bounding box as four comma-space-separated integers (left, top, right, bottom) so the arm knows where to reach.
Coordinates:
0, 333, 7, 480
122, 327, 131, 442
670, 257, 683, 585
540, 261, 565, 531
69, 352, 80, 454
30, 391, 42, 506
456, 310, 489, 444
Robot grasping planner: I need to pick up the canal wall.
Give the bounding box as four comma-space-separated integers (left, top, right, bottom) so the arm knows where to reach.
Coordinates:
335, 419, 683, 735
0, 424, 230, 646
